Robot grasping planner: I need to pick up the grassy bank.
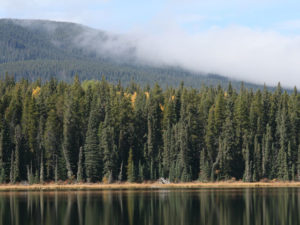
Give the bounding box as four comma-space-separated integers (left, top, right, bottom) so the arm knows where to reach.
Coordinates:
0, 181, 299, 191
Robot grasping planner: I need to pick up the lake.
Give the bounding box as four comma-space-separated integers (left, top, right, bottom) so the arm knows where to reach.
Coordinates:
0, 188, 299, 225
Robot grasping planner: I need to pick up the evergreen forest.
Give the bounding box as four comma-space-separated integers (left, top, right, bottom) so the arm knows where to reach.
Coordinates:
0, 75, 299, 184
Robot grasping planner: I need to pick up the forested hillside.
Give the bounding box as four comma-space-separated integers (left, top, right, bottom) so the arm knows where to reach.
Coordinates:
0, 19, 269, 90
0, 76, 299, 184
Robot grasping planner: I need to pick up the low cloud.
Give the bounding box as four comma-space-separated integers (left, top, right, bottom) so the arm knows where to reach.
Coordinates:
2, 0, 109, 8
74, 24, 300, 88
9, 18, 300, 88
129, 26, 300, 88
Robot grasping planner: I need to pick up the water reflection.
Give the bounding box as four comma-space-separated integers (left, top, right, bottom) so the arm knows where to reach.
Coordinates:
0, 188, 299, 225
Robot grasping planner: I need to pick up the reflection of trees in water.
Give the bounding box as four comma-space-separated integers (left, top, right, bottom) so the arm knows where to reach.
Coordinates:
0, 189, 299, 225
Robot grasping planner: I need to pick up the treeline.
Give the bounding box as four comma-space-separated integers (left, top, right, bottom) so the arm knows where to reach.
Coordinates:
0, 75, 299, 184
0, 59, 261, 90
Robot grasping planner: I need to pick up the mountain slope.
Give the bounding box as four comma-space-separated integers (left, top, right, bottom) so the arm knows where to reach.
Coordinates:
0, 18, 272, 89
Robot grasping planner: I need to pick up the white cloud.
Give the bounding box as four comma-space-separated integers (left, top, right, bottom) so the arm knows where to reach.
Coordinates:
277, 20, 300, 31
130, 25, 300, 88
2, 0, 108, 8
176, 14, 206, 24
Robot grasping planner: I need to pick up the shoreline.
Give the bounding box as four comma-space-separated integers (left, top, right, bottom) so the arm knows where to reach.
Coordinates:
0, 181, 299, 191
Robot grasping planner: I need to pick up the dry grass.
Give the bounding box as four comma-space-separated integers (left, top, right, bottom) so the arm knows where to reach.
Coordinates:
0, 181, 299, 191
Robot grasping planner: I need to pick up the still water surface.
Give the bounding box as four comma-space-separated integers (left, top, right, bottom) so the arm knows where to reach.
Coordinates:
0, 188, 299, 225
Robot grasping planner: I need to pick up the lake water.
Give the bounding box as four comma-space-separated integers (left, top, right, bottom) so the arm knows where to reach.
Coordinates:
0, 188, 299, 225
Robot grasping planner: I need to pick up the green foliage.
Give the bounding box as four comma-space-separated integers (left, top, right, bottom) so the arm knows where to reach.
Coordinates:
99, 110, 117, 181
44, 109, 60, 180
62, 76, 84, 179
127, 148, 135, 182
84, 100, 101, 182
77, 147, 84, 182
0, 76, 297, 184
199, 150, 210, 182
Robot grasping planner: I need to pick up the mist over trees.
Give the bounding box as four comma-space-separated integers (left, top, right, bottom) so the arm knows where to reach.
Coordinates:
0, 75, 299, 183
0, 19, 274, 90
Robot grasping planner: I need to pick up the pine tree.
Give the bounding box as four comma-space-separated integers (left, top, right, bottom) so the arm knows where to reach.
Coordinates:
0, 119, 11, 183
0, 166, 4, 183
205, 106, 216, 164
127, 148, 135, 182
5, 86, 22, 128
27, 164, 34, 184
9, 151, 14, 183
162, 125, 172, 177
138, 160, 144, 182
276, 104, 290, 180
77, 146, 84, 182
145, 85, 163, 180
253, 135, 262, 181
222, 114, 237, 179
199, 149, 210, 181
13, 125, 21, 182
297, 145, 300, 181
243, 141, 252, 182
100, 112, 117, 181
84, 100, 101, 182
22, 95, 38, 154
40, 152, 44, 183
62, 97, 76, 180
214, 90, 225, 137
55, 157, 58, 183
175, 119, 191, 182
118, 162, 123, 182
277, 146, 289, 180
262, 125, 272, 178
234, 85, 250, 163
62, 77, 84, 180
44, 109, 60, 180
146, 114, 154, 180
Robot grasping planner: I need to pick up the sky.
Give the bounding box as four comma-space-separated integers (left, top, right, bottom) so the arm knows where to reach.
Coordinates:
1, 0, 300, 87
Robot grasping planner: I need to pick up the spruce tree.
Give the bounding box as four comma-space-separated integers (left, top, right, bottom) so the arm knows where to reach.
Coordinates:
214, 91, 225, 137
44, 109, 60, 180
84, 100, 101, 182
205, 106, 216, 163
127, 148, 135, 182
199, 149, 210, 181
253, 135, 262, 181
62, 77, 84, 180
40, 152, 44, 183
162, 125, 172, 177
27, 164, 34, 184
100, 112, 117, 181
13, 125, 21, 182
243, 140, 252, 182
0, 120, 11, 182
138, 160, 144, 182
176, 119, 191, 182
77, 146, 84, 182
118, 162, 123, 182
297, 145, 300, 181
262, 125, 272, 178
276, 104, 290, 180
9, 151, 14, 183
55, 157, 58, 183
